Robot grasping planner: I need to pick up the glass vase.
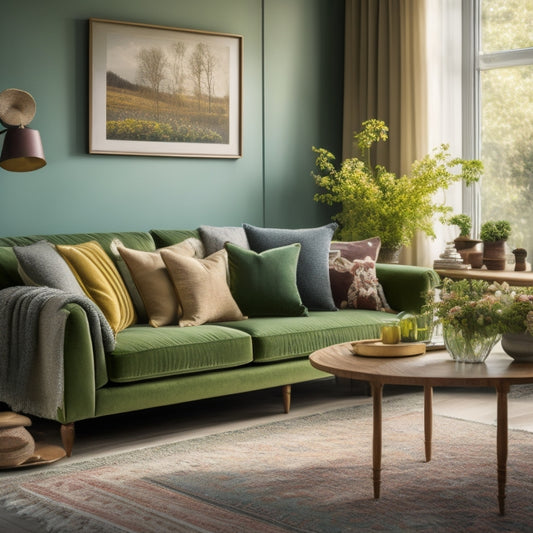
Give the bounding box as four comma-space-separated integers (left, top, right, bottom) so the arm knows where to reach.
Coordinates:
443, 326, 500, 363
415, 311, 435, 344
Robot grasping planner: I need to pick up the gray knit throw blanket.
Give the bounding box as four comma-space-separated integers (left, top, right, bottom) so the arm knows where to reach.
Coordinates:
0, 286, 116, 420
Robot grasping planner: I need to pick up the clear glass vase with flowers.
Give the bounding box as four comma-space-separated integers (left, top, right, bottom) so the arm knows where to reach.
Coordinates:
430, 278, 533, 363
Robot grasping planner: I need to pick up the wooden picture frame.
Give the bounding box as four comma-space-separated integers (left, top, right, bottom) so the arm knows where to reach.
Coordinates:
89, 18, 242, 158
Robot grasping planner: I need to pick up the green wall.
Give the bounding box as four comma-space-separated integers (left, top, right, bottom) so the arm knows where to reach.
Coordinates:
0, 0, 343, 237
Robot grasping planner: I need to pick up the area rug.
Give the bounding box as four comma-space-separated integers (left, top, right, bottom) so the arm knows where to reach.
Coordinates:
1, 394, 533, 533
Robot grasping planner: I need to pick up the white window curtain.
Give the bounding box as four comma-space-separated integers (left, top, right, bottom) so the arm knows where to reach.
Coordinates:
425, 0, 464, 264
344, 0, 463, 266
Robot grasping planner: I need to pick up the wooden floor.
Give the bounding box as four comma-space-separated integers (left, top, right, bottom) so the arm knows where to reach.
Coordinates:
2, 376, 533, 532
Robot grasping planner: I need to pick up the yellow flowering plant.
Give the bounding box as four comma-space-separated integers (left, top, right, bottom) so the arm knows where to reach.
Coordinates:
312, 119, 484, 249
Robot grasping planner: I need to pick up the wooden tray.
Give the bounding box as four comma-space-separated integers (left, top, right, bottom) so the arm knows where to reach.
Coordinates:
351, 339, 426, 358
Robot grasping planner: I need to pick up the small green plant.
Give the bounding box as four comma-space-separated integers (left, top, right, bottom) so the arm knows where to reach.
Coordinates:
312, 119, 484, 249
448, 214, 472, 238
480, 220, 512, 242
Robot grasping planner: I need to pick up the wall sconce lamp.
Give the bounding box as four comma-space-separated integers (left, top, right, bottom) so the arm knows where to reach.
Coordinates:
0, 88, 46, 172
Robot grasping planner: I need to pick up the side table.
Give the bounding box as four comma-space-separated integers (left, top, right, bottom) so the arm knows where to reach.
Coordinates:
435, 268, 533, 287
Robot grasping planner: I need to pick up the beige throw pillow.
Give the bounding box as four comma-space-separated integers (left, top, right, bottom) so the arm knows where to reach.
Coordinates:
160, 249, 246, 327
117, 239, 204, 328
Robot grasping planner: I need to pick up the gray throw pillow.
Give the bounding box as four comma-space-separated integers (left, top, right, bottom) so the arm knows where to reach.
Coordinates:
13, 240, 85, 295
199, 225, 250, 256
243, 223, 338, 311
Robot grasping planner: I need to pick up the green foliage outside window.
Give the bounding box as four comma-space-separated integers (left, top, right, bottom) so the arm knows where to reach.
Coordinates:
479, 0, 533, 251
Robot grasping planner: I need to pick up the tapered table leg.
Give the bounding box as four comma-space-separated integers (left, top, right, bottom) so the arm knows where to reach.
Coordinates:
497, 385, 509, 515
424, 386, 433, 462
60, 423, 75, 457
371, 382, 383, 498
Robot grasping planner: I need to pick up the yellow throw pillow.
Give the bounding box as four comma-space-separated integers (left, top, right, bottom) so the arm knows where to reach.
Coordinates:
160, 248, 246, 327
56, 241, 136, 334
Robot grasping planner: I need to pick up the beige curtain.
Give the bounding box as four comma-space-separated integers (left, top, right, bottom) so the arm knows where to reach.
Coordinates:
343, 0, 430, 265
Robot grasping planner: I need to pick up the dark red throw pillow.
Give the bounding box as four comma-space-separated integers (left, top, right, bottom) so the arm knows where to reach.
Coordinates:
330, 237, 381, 262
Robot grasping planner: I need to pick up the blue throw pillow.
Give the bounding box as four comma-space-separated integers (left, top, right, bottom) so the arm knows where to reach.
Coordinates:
243, 223, 338, 311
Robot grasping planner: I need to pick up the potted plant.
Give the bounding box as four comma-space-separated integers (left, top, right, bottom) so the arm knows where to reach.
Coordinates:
480, 220, 512, 270
430, 278, 533, 362
312, 120, 484, 262
448, 213, 472, 239
495, 280, 533, 361
447, 214, 483, 268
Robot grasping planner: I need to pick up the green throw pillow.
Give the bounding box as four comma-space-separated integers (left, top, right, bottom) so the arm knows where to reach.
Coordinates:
243, 223, 338, 311
225, 242, 308, 317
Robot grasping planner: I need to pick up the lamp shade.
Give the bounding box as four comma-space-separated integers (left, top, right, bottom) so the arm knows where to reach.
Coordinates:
0, 127, 46, 172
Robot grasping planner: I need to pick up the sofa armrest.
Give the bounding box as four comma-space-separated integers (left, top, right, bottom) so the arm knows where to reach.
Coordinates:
59, 303, 109, 424
375, 264, 440, 313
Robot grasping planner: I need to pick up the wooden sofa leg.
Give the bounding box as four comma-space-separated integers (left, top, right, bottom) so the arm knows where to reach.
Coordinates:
60, 423, 75, 457
282, 384, 291, 413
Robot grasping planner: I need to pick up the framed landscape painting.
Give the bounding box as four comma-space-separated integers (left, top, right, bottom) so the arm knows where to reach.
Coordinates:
89, 18, 242, 158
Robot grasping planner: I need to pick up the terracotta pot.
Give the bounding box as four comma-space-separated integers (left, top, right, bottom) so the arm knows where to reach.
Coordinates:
454, 237, 481, 252
512, 248, 527, 271
459, 249, 484, 269
483, 240, 507, 270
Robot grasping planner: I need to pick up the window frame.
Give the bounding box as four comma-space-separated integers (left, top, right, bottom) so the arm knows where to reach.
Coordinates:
463, 0, 533, 237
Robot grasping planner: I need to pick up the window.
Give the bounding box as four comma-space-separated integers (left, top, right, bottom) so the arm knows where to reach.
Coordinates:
467, 1, 533, 254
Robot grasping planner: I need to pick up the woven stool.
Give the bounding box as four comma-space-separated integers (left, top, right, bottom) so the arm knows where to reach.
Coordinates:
0, 412, 35, 467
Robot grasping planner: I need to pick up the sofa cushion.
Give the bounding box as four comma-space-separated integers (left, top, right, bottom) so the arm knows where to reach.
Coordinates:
0, 231, 156, 257
56, 241, 136, 334
0, 232, 155, 292
243, 223, 337, 311
13, 240, 86, 295
225, 242, 308, 317
217, 309, 394, 363
149, 229, 200, 248
199, 225, 249, 255
107, 324, 253, 383
0, 247, 22, 289
160, 248, 246, 326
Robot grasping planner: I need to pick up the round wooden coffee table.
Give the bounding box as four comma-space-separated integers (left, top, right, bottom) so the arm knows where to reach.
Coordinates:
309, 343, 533, 515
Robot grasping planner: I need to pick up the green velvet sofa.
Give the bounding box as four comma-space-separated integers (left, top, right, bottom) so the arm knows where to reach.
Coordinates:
0, 228, 440, 456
